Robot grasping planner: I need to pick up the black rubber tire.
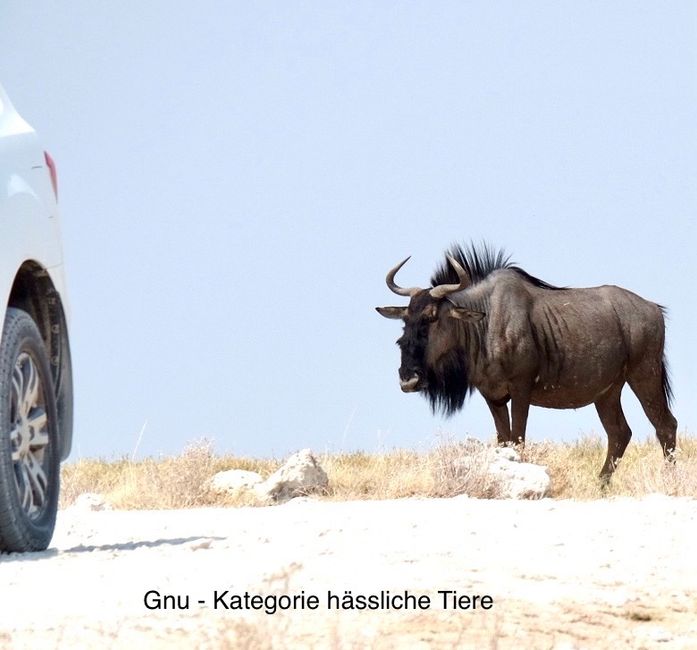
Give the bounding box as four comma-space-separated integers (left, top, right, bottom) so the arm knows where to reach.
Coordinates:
0, 308, 59, 552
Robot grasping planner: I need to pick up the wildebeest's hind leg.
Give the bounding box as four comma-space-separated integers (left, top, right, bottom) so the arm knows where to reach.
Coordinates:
594, 383, 633, 481
627, 362, 677, 463
485, 398, 512, 444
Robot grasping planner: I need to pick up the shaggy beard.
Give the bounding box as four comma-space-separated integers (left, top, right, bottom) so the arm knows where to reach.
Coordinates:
425, 350, 473, 417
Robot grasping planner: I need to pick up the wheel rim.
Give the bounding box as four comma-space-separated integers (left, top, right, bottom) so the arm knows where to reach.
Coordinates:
9, 351, 50, 519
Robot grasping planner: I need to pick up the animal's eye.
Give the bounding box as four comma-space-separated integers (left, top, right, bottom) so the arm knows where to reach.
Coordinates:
423, 306, 438, 321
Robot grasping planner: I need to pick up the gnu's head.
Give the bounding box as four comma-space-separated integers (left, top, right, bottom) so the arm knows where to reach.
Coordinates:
376, 255, 483, 393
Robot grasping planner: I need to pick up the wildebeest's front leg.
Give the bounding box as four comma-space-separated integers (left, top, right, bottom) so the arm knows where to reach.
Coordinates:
510, 390, 531, 446
485, 397, 512, 445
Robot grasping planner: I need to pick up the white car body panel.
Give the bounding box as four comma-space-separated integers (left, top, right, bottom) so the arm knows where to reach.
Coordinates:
0, 82, 72, 459
0, 85, 64, 301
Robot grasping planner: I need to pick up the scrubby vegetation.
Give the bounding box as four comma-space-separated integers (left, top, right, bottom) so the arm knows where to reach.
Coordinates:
59, 434, 697, 509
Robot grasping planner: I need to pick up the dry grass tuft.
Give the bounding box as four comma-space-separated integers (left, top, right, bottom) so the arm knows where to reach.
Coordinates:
320, 449, 431, 500
427, 436, 504, 499
523, 433, 697, 499
59, 439, 280, 509
60, 434, 697, 510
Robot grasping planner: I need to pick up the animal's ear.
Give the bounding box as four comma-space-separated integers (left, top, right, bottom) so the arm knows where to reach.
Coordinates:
375, 306, 408, 320
448, 307, 485, 322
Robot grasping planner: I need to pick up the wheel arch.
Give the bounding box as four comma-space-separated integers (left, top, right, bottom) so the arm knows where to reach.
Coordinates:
6, 261, 73, 460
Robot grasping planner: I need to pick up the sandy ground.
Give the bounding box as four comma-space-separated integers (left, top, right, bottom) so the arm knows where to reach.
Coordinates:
1, 495, 696, 649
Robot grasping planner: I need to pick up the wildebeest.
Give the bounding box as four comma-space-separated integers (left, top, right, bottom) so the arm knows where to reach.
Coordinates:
376, 243, 677, 479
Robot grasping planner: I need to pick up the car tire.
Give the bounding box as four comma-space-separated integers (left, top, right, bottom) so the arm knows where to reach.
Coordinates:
0, 308, 59, 552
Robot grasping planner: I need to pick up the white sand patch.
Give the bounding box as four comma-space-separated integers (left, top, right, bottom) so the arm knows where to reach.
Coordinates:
1, 496, 696, 648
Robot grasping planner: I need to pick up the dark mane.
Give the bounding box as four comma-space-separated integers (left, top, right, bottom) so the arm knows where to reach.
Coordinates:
424, 242, 562, 416
430, 242, 564, 291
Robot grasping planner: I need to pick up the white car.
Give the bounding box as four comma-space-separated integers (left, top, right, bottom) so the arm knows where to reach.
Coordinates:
0, 84, 73, 552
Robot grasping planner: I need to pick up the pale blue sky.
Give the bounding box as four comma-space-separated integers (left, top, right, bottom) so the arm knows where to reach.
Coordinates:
1, 2, 695, 459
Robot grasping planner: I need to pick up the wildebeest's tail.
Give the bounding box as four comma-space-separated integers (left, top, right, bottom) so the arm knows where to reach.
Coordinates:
657, 305, 674, 406
662, 356, 674, 406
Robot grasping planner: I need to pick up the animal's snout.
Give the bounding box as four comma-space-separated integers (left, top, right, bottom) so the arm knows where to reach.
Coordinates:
400, 376, 420, 393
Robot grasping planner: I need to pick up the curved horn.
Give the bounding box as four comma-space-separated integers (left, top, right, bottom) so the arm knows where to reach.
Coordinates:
430, 255, 471, 299
386, 256, 421, 297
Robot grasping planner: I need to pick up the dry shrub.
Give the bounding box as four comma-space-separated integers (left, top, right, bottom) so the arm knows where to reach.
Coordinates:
60, 457, 133, 507
523, 433, 697, 499
60, 439, 280, 510
319, 450, 432, 500
427, 436, 503, 499
320, 437, 509, 501
109, 439, 218, 509
522, 436, 606, 499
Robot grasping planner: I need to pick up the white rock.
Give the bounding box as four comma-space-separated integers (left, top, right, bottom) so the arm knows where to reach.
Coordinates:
69, 493, 112, 511
209, 469, 263, 494
256, 449, 328, 502
492, 446, 521, 463
451, 444, 550, 499
488, 458, 550, 499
